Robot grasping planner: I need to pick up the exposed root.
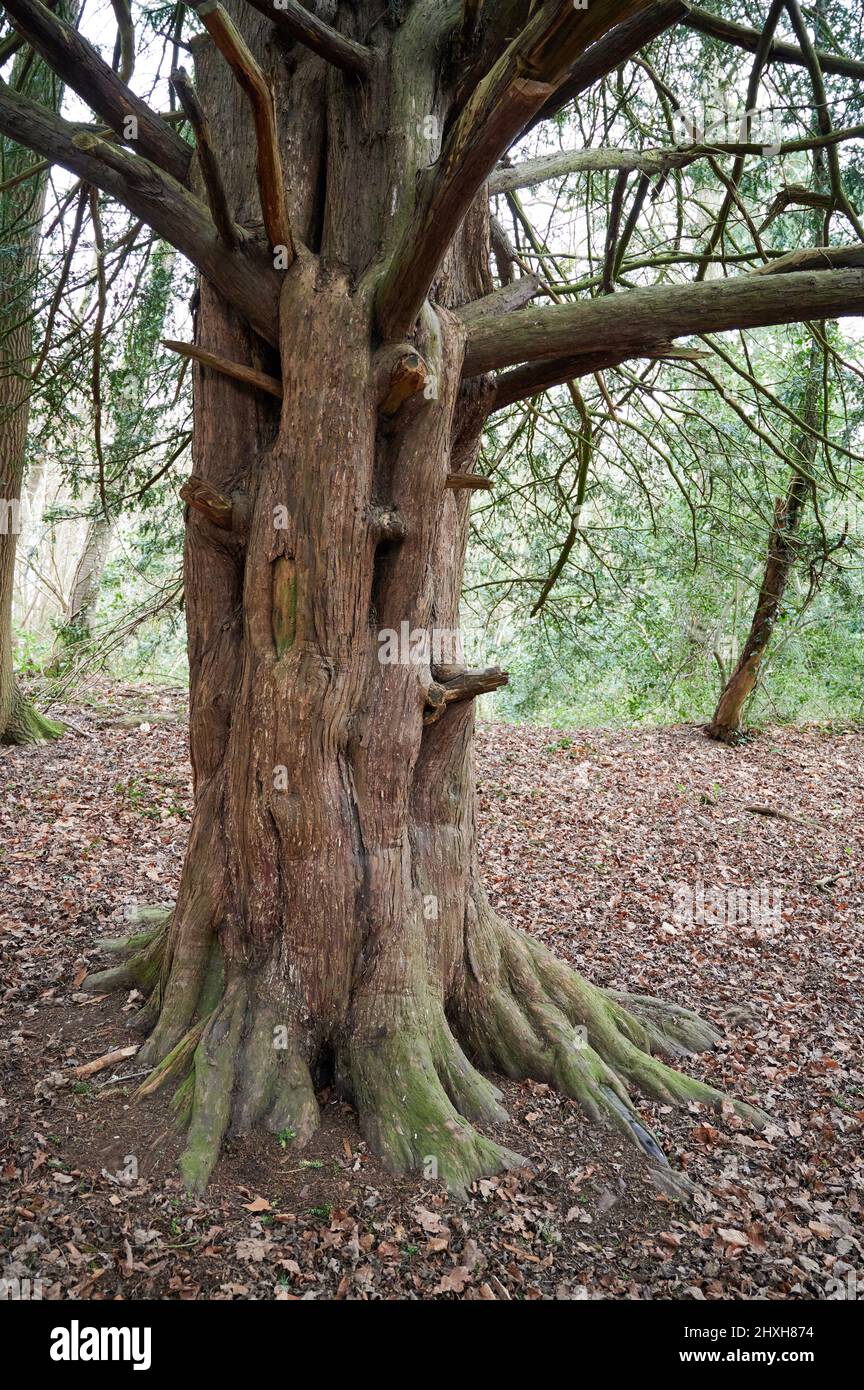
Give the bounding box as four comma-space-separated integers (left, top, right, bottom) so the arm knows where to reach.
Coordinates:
85, 893, 765, 1197
170, 985, 512, 1198
83, 905, 321, 1192
163, 989, 319, 1191
457, 903, 768, 1164
82, 911, 171, 996
429, 1011, 509, 1128
604, 989, 723, 1057
135, 1018, 208, 1099
1, 687, 64, 746
179, 982, 246, 1193
170, 1073, 195, 1126
230, 1000, 318, 1144
705, 721, 754, 746
161, 922, 764, 1196
347, 1017, 525, 1199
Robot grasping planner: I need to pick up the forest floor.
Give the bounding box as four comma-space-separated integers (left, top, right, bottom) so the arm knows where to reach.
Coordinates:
1, 685, 862, 1301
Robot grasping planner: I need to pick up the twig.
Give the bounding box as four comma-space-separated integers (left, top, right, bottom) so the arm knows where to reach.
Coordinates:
743, 802, 823, 828
72, 1045, 138, 1079
812, 869, 852, 889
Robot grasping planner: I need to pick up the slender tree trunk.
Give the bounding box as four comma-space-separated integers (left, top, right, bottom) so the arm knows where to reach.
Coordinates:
0, 35, 64, 744
87, 3, 761, 1192
49, 237, 176, 668
707, 342, 821, 744
49, 511, 114, 662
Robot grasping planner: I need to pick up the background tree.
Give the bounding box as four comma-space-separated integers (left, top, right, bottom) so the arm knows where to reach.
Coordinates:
2, 0, 864, 1192
0, 13, 66, 743
707, 77, 849, 741
707, 334, 823, 740
48, 241, 181, 668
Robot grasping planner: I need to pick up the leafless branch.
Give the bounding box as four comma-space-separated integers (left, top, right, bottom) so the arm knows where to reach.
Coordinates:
170, 66, 241, 246
240, 0, 373, 77
375, 0, 653, 342
0, 77, 281, 342
2, 0, 190, 181
683, 2, 864, 81
193, 1, 294, 257
466, 267, 864, 378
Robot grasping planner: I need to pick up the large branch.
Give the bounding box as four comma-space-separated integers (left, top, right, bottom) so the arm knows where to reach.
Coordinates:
463, 266, 864, 377
753, 242, 864, 275
375, 0, 654, 341
682, 3, 864, 82
2, 0, 191, 182
527, 0, 688, 132
194, 1, 293, 257
457, 274, 542, 323
489, 124, 864, 195
492, 146, 690, 193
0, 76, 281, 343
489, 345, 705, 412
240, 0, 373, 77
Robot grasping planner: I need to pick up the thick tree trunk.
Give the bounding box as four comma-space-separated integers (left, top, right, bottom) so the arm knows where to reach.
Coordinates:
87, 2, 762, 1191
707, 346, 821, 744
0, 32, 64, 745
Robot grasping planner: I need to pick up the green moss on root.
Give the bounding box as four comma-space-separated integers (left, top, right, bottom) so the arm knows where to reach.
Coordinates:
348, 1027, 525, 1199
458, 908, 768, 1163
179, 984, 247, 1193
82, 917, 170, 995
1, 689, 63, 745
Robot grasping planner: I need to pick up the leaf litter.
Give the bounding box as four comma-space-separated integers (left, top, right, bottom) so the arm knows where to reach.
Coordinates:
1, 691, 861, 1299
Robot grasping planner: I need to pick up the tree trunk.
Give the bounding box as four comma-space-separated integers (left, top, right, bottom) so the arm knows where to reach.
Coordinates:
49, 240, 176, 669
86, 3, 762, 1192
0, 33, 64, 745
707, 343, 821, 744
48, 511, 113, 661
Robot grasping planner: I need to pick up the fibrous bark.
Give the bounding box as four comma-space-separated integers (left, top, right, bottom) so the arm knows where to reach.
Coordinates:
65, 2, 768, 1193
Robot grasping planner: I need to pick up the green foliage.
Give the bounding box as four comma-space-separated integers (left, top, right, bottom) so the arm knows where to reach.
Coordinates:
7, 0, 864, 730
466, 321, 864, 730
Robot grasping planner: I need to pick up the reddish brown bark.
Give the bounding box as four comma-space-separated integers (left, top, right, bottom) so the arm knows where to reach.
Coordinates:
81, 3, 763, 1192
